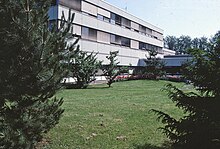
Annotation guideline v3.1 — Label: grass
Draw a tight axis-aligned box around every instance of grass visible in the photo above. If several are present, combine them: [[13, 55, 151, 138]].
[[46, 80, 186, 149]]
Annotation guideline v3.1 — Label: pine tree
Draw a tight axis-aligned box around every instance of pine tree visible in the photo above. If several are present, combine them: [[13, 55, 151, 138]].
[[69, 51, 102, 89], [152, 34, 220, 149], [144, 49, 165, 80], [0, 0, 78, 148], [102, 51, 127, 87]]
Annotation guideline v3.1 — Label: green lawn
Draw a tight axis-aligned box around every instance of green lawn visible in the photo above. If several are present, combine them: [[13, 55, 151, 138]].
[[46, 80, 186, 149]]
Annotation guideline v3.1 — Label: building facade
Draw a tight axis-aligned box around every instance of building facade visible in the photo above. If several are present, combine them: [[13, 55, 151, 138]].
[[49, 0, 167, 66]]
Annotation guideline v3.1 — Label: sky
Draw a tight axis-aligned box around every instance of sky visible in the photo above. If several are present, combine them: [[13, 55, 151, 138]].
[[105, 0, 220, 38]]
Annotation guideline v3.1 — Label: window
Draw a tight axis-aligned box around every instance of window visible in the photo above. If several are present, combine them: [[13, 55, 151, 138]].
[[103, 17, 110, 23], [146, 27, 152, 35], [110, 13, 121, 25], [139, 42, 161, 51], [82, 27, 97, 41], [98, 14, 110, 23], [82, 27, 89, 38], [115, 14, 121, 25], [121, 17, 131, 28], [110, 13, 116, 24], [139, 25, 146, 34], [146, 43, 160, 51], [110, 35, 130, 47], [131, 21, 139, 32], [121, 37, 130, 47], [97, 14, 104, 21], [110, 34, 121, 45], [152, 31, 163, 40], [151, 45, 157, 51], [139, 42, 146, 50], [157, 47, 163, 52], [59, 0, 81, 11], [146, 43, 150, 50]]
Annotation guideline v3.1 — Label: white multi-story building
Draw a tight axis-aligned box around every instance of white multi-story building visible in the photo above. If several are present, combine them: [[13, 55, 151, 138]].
[[49, 0, 168, 66]]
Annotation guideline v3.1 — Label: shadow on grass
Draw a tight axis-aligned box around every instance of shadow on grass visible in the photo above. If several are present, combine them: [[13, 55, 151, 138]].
[[133, 142, 171, 149], [87, 86, 109, 89]]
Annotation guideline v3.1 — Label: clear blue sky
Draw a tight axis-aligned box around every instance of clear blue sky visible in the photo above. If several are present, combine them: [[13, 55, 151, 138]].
[[105, 0, 220, 38]]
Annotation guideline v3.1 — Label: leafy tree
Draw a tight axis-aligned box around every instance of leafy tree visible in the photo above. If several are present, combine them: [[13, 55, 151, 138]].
[[192, 37, 209, 51], [0, 0, 77, 148], [198, 36, 208, 50], [164, 36, 177, 51], [69, 51, 102, 89], [165, 35, 209, 54], [144, 49, 165, 80], [175, 35, 192, 54], [191, 37, 200, 49], [152, 35, 220, 149], [210, 30, 220, 44], [102, 51, 127, 87]]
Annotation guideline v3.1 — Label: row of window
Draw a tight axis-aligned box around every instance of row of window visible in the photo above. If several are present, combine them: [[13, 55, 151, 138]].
[[81, 26, 162, 51], [95, 13, 158, 39], [49, 18, 163, 52], [52, 0, 163, 40], [139, 42, 161, 51]]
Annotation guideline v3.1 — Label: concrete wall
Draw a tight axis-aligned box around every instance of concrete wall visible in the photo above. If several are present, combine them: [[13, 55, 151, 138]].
[[58, 6, 163, 47], [77, 39, 148, 66], [49, 0, 170, 66], [85, 0, 163, 34]]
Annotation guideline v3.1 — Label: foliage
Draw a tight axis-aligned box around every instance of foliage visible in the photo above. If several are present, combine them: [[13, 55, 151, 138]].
[[144, 49, 165, 80], [210, 30, 220, 44], [69, 51, 102, 89], [175, 35, 192, 54], [191, 37, 208, 50], [164, 35, 209, 54], [0, 0, 78, 148], [153, 34, 220, 149], [164, 36, 177, 51], [102, 51, 127, 87]]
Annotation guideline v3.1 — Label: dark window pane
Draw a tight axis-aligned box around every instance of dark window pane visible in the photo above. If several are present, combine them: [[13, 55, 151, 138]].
[[110, 34, 121, 45], [121, 37, 130, 47], [146, 43, 150, 50], [110, 13, 116, 24], [139, 25, 146, 34], [110, 34, 115, 43], [139, 42, 146, 50], [121, 17, 131, 28], [82, 27, 97, 41], [89, 28, 97, 41], [82, 27, 89, 39], [115, 14, 121, 25]]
